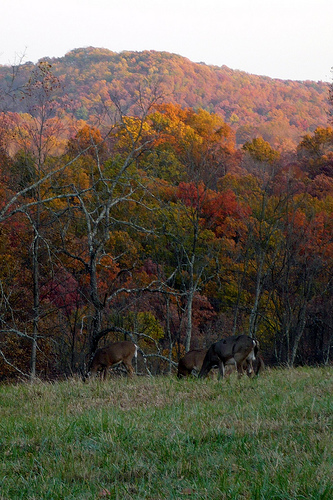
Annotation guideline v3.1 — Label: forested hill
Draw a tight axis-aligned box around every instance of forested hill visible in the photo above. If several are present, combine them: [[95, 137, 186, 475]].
[[0, 46, 330, 150]]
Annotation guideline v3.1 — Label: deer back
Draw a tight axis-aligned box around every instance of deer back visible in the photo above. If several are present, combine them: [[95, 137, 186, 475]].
[[90, 341, 136, 371], [214, 335, 256, 364], [177, 349, 207, 377]]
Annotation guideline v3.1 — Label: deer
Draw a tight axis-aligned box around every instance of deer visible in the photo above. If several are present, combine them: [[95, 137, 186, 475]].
[[177, 349, 208, 378], [198, 335, 259, 379], [250, 352, 264, 375], [177, 343, 263, 378], [85, 341, 138, 380], [225, 352, 265, 377]]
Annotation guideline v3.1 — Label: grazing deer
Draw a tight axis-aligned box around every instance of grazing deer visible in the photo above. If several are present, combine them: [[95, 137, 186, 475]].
[[225, 352, 264, 377], [85, 341, 138, 380], [177, 346, 262, 379], [251, 353, 265, 375], [198, 335, 259, 379], [242, 339, 262, 376], [177, 349, 208, 378]]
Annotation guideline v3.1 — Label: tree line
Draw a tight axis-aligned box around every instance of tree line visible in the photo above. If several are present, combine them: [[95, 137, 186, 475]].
[[0, 62, 333, 381]]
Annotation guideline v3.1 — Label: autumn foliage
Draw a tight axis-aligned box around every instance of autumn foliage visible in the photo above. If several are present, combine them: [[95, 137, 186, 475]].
[[0, 54, 332, 381]]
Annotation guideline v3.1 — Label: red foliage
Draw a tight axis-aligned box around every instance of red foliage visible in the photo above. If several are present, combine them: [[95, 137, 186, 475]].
[[41, 267, 83, 316], [176, 181, 242, 234]]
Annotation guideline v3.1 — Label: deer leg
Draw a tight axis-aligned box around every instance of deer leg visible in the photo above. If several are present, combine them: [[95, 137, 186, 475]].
[[246, 359, 254, 377], [217, 360, 225, 379], [102, 366, 108, 380], [123, 360, 135, 377], [199, 360, 212, 378], [236, 361, 245, 378]]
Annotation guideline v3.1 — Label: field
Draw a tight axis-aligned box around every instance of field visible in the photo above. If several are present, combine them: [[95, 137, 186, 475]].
[[0, 367, 332, 499]]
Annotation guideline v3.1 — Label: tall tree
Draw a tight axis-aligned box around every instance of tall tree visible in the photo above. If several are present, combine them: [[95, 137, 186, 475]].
[[3, 62, 64, 379], [53, 92, 164, 360], [0, 62, 94, 379]]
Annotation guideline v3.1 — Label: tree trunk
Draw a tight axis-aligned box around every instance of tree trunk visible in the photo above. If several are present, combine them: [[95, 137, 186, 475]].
[[184, 288, 194, 352], [290, 302, 307, 366], [248, 255, 264, 337], [31, 224, 39, 381]]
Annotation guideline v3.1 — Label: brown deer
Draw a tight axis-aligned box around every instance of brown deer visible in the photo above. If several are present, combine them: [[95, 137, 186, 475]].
[[198, 335, 259, 379], [177, 346, 262, 379], [251, 353, 265, 375], [177, 349, 208, 378], [86, 341, 138, 380], [225, 352, 265, 377]]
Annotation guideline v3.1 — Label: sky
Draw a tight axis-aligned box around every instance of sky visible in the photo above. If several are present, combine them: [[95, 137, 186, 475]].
[[1, 0, 332, 82]]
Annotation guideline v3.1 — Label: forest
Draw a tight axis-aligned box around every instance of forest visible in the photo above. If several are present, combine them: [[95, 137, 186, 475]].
[[0, 52, 333, 381], [0, 47, 329, 150]]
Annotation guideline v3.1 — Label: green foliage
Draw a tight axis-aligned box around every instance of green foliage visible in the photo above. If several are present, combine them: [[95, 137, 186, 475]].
[[10, 150, 36, 190], [141, 146, 186, 183], [124, 311, 164, 343], [242, 136, 280, 163]]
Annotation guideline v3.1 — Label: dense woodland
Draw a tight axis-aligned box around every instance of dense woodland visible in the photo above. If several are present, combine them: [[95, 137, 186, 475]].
[[0, 47, 329, 150], [0, 49, 333, 381]]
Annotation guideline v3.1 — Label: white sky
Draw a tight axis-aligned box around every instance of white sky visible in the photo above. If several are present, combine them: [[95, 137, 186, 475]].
[[1, 0, 332, 82]]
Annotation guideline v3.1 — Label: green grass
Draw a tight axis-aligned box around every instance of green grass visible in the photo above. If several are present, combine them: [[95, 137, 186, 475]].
[[0, 367, 332, 499]]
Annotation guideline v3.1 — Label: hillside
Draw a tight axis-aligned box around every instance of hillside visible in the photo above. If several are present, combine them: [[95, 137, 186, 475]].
[[0, 47, 330, 150], [1, 47, 333, 382]]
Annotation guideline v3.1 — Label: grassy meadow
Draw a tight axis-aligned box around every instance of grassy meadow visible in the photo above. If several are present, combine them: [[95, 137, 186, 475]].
[[0, 367, 332, 499]]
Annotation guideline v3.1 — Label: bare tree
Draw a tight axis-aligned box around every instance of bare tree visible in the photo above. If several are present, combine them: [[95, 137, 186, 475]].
[[51, 88, 167, 361]]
